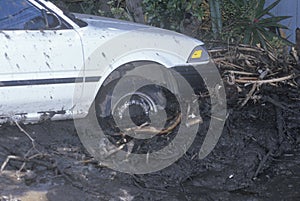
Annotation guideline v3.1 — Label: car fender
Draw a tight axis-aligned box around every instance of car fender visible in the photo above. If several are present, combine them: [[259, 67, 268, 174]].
[[76, 28, 203, 116], [77, 49, 188, 115]]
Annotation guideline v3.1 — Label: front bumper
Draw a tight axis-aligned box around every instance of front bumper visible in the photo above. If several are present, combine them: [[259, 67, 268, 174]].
[[171, 62, 216, 94]]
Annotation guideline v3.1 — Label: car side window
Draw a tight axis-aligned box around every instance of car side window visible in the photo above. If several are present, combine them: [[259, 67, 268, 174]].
[[0, 0, 43, 30]]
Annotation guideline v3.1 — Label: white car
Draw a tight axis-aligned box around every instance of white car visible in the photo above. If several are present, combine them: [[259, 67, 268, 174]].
[[0, 0, 210, 130]]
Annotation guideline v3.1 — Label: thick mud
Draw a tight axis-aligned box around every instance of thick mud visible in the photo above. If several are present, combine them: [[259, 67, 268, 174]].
[[0, 83, 299, 201]]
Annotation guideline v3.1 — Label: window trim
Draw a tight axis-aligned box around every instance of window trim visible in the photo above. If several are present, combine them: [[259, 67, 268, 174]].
[[30, 0, 80, 29]]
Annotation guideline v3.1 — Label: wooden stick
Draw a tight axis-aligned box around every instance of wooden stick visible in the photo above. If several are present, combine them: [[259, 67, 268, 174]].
[[238, 77, 261, 80], [14, 121, 35, 144], [235, 74, 294, 84], [253, 149, 273, 178], [219, 61, 246, 70], [227, 70, 257, 75], [124, 114, 182, 135], [0, 155, 23, 172], [240, 83, 258, 108]]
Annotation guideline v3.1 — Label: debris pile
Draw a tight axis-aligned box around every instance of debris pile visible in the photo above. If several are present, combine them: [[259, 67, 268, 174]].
[[209, 45, 299, 107]]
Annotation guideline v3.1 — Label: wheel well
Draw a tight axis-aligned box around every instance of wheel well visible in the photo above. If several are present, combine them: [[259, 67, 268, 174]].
[[101, 61, 163, 88], [94, 61, 179, 117], [94, 61, 165, 115]]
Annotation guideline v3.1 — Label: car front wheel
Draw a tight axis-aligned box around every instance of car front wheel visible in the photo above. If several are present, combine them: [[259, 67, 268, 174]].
[[95, 66, 182, 142]]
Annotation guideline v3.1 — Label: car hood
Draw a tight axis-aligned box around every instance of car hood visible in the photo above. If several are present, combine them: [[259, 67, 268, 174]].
[[74, 13, 203, 45], [75, 13, 151, 31], [74, 13, 205, 68]]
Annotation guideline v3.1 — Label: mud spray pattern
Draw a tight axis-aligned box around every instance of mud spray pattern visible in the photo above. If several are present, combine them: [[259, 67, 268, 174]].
[[73, 32, 227, 174]]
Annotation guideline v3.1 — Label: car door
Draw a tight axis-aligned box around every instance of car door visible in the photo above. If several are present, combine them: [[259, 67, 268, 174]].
[[0, 0, 84, 117]]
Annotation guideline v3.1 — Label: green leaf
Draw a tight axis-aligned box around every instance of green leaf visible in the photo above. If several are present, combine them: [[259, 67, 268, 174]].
[[257, 29, 268, 49], [243, 28, 252, 44], [255, 0, 266, 17], [259, 22, 289, 29], [229, 0, 240, 8], [186, 3, 192, 11], [259, 27, 294, 46], [258, 15, 291, 24], [256, 0, 280, 19]]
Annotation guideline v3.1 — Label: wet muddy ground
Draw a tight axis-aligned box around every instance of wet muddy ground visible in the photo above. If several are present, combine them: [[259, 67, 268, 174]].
[[0, 83, 299, 200]]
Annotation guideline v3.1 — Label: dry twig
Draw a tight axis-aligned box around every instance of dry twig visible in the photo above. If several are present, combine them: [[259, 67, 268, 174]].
[[0, 121, 43, 173], [240, 83, 259, 108], [235, 74, 294, 84], [209, 44, 297, 108], [124, 114, 182, 135]]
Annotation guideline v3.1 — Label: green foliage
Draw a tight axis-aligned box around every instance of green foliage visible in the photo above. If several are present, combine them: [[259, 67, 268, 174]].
[[222, 0, 256, 24], [51, 0, 113, 17], [142, 0, 203, 31], [107, 0, 133, 21], [223, 0, 293, 50], [51, 0, 293, 51], [209, 0, 222, 38]]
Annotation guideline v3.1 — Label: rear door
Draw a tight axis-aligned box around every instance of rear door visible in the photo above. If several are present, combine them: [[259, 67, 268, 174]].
[[0, 0, 84, 116]]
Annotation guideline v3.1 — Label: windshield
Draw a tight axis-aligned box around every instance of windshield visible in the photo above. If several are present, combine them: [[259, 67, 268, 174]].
[[0, 0, 42, 30]]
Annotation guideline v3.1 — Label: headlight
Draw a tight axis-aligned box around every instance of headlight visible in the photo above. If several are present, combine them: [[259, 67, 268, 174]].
[[187, 45, 210, 63]]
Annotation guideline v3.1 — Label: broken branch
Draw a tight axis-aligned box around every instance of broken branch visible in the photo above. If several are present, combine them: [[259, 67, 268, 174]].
[[235, 74, 294, 84]]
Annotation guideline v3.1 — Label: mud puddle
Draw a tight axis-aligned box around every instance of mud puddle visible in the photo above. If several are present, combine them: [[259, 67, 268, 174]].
[[0, 84, 299, 201]]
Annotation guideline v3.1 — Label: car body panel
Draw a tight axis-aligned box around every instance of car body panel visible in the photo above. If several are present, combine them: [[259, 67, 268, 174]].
[[73, 14, 206, 112], [0, 0, 209, 124], [0, 29, 84, 116]]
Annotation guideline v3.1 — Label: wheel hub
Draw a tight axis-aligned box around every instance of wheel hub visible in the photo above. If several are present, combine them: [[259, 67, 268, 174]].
[[113, 92, 157, 126]]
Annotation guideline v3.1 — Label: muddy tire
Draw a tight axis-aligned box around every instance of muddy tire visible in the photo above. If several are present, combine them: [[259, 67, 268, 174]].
[[95, 68, 181, 139]]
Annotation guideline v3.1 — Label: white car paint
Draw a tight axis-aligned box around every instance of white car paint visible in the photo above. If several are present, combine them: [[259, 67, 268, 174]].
[[0, 0, 209, 124], [0, 29, 84, 113]]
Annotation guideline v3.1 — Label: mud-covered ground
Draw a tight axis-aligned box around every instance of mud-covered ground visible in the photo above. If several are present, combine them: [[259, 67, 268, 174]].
[[0, 83, 299, 200]]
